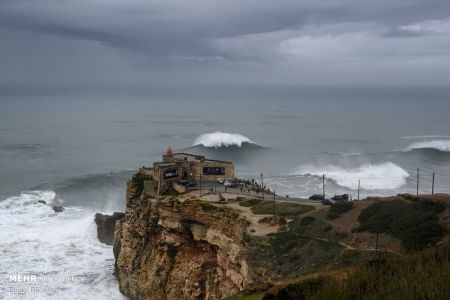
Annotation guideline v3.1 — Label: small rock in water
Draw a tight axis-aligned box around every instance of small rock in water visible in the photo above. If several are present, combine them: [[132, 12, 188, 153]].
[[38, 200, 47, 205], [53, 205, 65, 212]]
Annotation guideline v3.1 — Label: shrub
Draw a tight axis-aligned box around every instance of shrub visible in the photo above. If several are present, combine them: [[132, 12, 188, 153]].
[[327, 201, 353, 220], [269, 242, 450, 300], [356, 200, 446, 252], [300, 216, 316, 226]]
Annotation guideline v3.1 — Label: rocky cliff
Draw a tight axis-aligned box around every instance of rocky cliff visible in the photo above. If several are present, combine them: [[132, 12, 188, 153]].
[[113, 173, 265, 300]]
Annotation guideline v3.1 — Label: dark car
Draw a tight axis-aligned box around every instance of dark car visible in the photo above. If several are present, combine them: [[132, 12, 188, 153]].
[[309, 194, 325, 201], [331, 194, 349, 201]]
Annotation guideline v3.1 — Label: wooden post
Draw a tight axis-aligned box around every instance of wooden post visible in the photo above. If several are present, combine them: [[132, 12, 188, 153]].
[[416, 168, 419, 196], [200, 174, 202, 193], [376, 232, 379, 253], [261, 172, 264, 199], [358, 180, 360, 200], [432, 172, 435, 195], [322, 174, 325, 199]]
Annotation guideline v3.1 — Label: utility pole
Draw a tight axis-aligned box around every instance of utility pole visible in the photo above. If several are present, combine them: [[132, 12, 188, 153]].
[[200, 174, 202, 193], [432, 172, 435, 195], [261, 172, 264, 199], [322, 174, 325, 199], [416, 168, 419, 196], [273, 190, 276, 215], [358, 180, 361, 200]]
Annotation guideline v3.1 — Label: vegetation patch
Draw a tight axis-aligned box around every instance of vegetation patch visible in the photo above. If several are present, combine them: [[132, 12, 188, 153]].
[[265, 242, 450, 300], [239, 199, 314, 218], [355, 200, 446, 251], [300, 216, 316, 226], [198, 201, 222, 212], [327, 201, 354, 220]]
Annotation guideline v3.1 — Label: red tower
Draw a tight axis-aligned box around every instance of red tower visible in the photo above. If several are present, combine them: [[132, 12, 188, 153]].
[[166, 146, 173, 157]]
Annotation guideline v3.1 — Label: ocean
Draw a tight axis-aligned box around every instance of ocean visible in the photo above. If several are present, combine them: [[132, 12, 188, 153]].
[[1, 86, 449, 299]]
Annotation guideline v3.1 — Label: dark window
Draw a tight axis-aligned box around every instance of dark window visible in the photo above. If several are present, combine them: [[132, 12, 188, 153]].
[[164, 169, 178, 179], [203, 167, 225, 175]]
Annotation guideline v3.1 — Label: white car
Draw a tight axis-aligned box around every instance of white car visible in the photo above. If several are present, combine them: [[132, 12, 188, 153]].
[[223, 179, 238, 188]]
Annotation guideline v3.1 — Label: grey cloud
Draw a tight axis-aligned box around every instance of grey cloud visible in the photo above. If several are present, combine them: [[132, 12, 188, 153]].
[[1, 0, 450, 87]]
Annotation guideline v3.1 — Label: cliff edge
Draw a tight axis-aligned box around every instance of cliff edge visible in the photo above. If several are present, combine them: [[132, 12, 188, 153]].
[[113, 172, 263, 299]]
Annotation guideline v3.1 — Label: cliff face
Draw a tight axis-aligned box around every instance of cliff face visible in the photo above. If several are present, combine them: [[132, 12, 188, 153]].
[[113, 174, 262, 300]]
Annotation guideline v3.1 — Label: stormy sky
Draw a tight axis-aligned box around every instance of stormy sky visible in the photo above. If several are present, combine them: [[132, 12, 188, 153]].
[[1, 0, 450, 88]]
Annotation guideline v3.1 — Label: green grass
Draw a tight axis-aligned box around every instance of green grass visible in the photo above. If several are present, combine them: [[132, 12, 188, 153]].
[[239, 199, 314, 218], [269, 242, 450, 300], [327, 201, 354, 220], [198, 201, 222, 212], [247, 213, 342, 278], [355, 200, 446, 251]]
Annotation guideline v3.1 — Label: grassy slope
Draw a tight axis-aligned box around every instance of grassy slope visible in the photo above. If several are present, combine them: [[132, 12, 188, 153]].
[[263, 242, 450, 300]]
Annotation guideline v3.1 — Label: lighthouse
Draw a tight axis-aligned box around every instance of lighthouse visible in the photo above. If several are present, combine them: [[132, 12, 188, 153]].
[[166, 146, 173, 157]]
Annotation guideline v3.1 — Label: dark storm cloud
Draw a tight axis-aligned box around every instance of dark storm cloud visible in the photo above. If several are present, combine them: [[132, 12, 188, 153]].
[[1, 0, 450, 87]]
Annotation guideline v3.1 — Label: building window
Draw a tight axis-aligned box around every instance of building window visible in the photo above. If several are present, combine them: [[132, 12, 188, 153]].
[[164, 169, 178, 179], [203, 167, 225, 175]]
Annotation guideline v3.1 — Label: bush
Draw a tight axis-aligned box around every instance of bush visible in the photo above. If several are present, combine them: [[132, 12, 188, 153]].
[[300, 216, 316, 226], [268, 242, 450, 300], [327, 201, 353, 220], [356, 200, 446, 252]]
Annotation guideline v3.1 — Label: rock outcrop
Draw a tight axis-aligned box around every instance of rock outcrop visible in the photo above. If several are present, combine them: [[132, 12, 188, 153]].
[[113, 173, 265, 300], [95, 212, 125, 245]]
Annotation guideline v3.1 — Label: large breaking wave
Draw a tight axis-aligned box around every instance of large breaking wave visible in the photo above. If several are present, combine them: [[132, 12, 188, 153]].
[[193, 132, 257, 148], [294, 162, 409, 190], [405, 140, 450, 152]]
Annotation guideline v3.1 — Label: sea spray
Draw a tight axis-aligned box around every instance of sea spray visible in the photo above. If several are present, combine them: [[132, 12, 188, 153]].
[[294, 162, 409, 190]]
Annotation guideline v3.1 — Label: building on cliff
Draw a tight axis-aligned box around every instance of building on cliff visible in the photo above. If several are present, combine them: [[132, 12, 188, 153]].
[[140, 151, 234, 196]]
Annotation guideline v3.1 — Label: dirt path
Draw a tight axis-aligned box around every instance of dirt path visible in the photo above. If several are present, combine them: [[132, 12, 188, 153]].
[[226, 202, 279, 236]]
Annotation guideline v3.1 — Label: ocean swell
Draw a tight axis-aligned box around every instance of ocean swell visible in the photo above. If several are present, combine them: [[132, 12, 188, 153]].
[[193, 132, 255, 148], [406, 140, 450, 152], [294, 162, 409, 190]]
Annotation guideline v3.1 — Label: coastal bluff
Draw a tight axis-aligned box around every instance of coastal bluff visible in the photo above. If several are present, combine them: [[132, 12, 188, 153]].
[[110, 169, 450, 300], [112, 171, 265, 300]]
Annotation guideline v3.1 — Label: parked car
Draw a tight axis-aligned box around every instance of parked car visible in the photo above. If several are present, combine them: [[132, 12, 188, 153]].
[[331, 194, 349, 201], [224, 179, 238, 188], [309, 194, 325, 201], [186, 182, 197, 189]]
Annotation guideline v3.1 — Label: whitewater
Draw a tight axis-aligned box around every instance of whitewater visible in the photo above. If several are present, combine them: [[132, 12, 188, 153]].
[[0, 191, 125, 300], [294, 162, 410, 190], [406, 140, 450, 152], [193, 132, 254, 148]]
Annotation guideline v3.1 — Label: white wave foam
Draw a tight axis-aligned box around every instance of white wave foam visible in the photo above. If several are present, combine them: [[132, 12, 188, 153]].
[[0, 191, 125, 299], [294, 162, 409, 190], [193, 131, 254, 148], [406, 140, 450, 152]]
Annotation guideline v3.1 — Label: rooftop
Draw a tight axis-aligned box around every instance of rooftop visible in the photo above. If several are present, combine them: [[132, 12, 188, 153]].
[[164, 152, 232, 164]]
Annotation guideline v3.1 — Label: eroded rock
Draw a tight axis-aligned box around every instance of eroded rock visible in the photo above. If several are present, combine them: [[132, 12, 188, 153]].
[[95, 212, 125, 245]]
